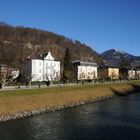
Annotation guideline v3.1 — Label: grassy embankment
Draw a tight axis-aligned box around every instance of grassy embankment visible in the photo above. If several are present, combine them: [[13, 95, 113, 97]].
[[0, 81, 140, 117]]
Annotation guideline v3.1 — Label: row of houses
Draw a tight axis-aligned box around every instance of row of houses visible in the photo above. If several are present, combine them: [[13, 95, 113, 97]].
[[1, 51, 140, 86], [22, 51, 140, 83]]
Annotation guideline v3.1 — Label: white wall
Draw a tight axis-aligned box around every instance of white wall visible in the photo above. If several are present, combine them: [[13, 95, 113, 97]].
[[128, 70, 136, 79], [43, 60, 60, 81], [31, 59, 43, 81], [77, 66, 97, 80], [136, 70, 140, 79]]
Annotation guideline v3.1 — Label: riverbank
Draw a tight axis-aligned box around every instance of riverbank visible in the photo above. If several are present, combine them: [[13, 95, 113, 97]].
[[0, 81, 140, 122]]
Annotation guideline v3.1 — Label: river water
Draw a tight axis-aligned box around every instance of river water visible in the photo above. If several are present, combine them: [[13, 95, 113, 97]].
[[0, 92, 140, 140]]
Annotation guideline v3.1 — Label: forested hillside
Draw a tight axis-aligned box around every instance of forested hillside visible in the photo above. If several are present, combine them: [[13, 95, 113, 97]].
[[0, 22, 102, 69]]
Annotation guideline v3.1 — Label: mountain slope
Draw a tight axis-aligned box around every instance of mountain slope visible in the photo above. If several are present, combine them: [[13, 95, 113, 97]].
[[0, 23, 102, 68], [101, 49, 140, 67]]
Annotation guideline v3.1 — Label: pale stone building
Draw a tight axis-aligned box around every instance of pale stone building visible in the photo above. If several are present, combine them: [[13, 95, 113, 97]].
[[136, 69, 140, 80], [72, 60, 98, 81], [108, 68, 119, 79], [98, 66, 119, 80], [128, 68, 140, 80], [128, 69, 136, 80], [22, 52, 60, 82]]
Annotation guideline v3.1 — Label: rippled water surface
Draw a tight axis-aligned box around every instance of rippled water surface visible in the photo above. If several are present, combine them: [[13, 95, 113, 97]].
[[0, 92, 140, 140]]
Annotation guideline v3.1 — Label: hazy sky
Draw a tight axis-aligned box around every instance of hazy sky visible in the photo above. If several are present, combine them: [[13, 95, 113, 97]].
[[0, 0, 140, 56]]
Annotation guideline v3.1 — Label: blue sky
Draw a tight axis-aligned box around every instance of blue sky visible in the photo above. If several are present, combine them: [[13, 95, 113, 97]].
[[0, 0, 140, 56]]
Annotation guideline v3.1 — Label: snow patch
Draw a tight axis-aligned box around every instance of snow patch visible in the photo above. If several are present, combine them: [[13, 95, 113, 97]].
[[114, 49, 126, 54]]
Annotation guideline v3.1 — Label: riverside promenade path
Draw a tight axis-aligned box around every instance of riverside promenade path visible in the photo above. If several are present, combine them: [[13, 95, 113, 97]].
[[0, 80, 135, 91], [0, 82, 82, 91]]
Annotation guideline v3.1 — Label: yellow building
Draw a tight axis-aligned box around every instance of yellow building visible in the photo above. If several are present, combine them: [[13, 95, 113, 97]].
[[98, 66, 119, 80], [108, 68, 119, 79]]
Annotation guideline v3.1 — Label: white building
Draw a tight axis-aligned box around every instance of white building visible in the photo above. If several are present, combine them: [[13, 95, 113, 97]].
[[72, 60, 98, 81], [135, 68, 140, 80], [128, 69, 136, 80], [22, 52, 60, 82]]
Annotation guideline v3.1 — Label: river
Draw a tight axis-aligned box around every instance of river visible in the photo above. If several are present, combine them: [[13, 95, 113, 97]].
[[0, 92, 140, 140]]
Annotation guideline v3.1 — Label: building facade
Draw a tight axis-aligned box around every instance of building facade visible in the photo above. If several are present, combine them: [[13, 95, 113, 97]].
[[22, 52, 60, 82], [72, 60, 98, 81], [98, 66, 119, 80], [108, 68, 119, 79], [128, 68, 140, 80], [128, 69, 136, 80], [136, 70, 140, 80]]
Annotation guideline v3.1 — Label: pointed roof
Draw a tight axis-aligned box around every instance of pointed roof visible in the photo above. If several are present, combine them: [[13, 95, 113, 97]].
[[44, 51, 54, 60]]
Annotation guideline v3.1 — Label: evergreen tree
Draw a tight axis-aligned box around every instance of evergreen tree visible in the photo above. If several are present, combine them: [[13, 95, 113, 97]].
[[63, 47, 73, 82]]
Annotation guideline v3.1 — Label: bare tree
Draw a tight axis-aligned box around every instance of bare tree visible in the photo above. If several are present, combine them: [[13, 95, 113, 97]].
[[0, 65, 14, 88]]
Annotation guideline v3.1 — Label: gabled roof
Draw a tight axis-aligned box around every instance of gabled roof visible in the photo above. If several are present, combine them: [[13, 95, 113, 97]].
[[44, 51, 54, 60], [26, 51, 55, 61]]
